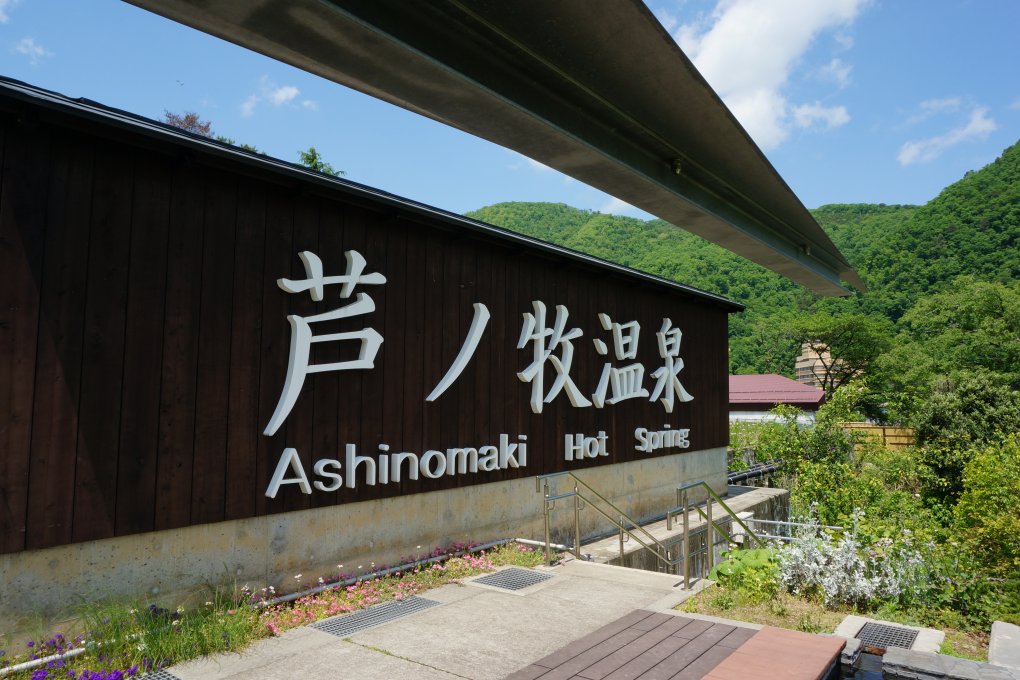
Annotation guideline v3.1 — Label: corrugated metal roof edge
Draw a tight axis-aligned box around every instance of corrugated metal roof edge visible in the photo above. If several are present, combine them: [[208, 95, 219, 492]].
[[0, 75, 743, 312]]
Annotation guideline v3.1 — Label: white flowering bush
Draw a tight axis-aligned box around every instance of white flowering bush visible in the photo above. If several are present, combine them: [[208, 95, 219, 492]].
[[776, 510, 926, 609]]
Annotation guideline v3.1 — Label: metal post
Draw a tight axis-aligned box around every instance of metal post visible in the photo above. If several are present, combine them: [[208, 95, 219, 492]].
[[682, 490, 690, 589], [573, 485, 581, 559], [706, 497, 714, 572], [543, 480, 552, 566], [618, 516, 625, 561]]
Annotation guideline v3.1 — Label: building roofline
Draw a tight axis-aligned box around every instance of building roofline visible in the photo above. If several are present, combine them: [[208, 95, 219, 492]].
[[0, 76, 744, 312]]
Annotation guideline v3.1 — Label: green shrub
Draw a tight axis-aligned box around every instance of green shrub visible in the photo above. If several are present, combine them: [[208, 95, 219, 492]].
[[913, 370, 1020, 448], [954, 434, 1020, 575], [709, 549, 780, 604]]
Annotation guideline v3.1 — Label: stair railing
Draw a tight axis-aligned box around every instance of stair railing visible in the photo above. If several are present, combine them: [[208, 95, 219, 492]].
[[537, 471, 678, 574], [669, 480, 765, 588]]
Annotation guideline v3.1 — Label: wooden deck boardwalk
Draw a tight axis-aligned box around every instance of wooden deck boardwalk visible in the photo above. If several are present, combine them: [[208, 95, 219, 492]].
[[504, 611, 845, 680]]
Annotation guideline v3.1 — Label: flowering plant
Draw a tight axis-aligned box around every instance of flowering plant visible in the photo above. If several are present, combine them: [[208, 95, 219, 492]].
[[776, 510, 926, 609]]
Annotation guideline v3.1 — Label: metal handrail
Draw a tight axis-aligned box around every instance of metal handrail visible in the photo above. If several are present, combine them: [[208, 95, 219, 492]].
[[537, 472, 678, 573], [536, 473, 764, 589], [672, 481, 763, 547], [669, 480, 765, 587], [746, 517, 844, 542], [747, 518, 843, 530]]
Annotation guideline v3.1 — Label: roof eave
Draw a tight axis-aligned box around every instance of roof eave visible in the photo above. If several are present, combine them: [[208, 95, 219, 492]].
[[123, 0, 862, 296]]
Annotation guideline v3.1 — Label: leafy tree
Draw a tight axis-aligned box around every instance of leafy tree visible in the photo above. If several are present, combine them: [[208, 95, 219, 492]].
[[162, 110, 212, 136], [298, 146, 344, 177], [213, 135, 262, 154], [909, 371, 1020, 516], [876, 278, 1020, 420], [785, 312, 893, 394], [898, 277, 1020, 380], [913, 370, 1020, 447], [955, 434, 1020, 575], [162, 110, 262, 153]]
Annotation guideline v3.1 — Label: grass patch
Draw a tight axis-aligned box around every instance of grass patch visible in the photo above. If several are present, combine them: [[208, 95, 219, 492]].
[[1, 542, 547, 679], [681, 583, 848, 634], [938, 631, 989, 662], [679, 583, 989, 661]]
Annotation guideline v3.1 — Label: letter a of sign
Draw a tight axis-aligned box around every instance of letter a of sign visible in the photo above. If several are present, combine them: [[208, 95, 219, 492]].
[[264, 250, 386, 436]]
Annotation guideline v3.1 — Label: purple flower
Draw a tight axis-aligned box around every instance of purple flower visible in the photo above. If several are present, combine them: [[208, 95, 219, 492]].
[[27, 641, 36, 648]]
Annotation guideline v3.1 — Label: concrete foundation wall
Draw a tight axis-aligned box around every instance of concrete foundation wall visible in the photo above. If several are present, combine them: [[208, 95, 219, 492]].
[[1, 447, 725, 639]]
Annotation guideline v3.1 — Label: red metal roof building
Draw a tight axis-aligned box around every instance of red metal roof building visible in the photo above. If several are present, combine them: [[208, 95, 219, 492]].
[[729, 374, 825, 422]]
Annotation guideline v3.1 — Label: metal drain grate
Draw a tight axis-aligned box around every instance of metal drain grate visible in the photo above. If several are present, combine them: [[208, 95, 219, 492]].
[[471, 567, 552, 591], [143, 671, 182, 680], [856, 622, 919, 650], [312, 595, 440, 637]]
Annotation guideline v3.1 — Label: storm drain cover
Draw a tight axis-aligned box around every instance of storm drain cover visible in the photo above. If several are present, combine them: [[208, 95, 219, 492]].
[[143, 671, 181, 680], [855, 622, 919, 650], [312, 596, 440, 637], [471, 567, 553, 591]]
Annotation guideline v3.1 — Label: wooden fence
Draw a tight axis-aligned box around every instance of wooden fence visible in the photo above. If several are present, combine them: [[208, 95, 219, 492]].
[[841, 423, 915, 450]]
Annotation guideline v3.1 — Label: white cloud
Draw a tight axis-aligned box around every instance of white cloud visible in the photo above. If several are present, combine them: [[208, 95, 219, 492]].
[[268, 84, 299, 106], [239, 76, 302, 117], [0, 0, 18, 24], [655, 8, 679, 33], [600, 197, 635, 215], [898, 106, 997, 166], [817, 57, 851, 88], [14, 36, 51, 65], [920, 97, 961, 114], [673, 0, 867, 149], [905, 96, 961, 125], [1008, 98, 1020, 111], [240, 95, 258, 118], [301, 99, 319, 111], [792, 102, 850, 130]]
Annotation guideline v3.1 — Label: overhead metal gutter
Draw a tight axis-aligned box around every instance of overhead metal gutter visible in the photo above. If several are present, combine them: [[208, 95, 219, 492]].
[[123, 0, 863, 296]]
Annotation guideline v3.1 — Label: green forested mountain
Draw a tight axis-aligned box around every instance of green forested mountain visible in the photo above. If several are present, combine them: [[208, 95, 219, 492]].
[[466, 140, 1020, 382]]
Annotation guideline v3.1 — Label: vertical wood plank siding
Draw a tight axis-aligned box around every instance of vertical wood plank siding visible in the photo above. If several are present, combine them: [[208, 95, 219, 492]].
[[0, 109, 733, 554]]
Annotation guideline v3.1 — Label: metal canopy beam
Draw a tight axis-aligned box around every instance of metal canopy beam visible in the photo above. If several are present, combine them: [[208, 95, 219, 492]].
[[125, 0, 863, 295]]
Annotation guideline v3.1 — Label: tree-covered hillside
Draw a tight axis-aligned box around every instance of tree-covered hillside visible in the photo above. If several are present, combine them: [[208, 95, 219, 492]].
[[466, 139, 1020, 381], [471, 142, 1020, 636]]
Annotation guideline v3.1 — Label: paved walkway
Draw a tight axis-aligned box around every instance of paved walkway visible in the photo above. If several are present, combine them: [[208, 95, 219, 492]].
[[164, 560, 842, 680]]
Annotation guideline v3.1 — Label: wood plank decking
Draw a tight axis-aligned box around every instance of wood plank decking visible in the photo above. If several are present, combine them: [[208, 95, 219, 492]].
[[505, 612, 844, 680]]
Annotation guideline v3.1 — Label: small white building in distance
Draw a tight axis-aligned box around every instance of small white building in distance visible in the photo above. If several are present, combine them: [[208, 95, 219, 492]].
[[729, 374, 826, 424]]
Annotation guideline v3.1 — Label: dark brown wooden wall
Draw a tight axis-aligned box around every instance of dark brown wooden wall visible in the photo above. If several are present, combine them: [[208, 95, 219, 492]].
[[0, 105, 731, 554]]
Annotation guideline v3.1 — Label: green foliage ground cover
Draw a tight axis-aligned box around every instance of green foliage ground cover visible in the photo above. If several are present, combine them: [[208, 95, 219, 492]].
[[721, 388, 1020, 640], [0, 543, 545, 679], [684, 389, 1019, 661]]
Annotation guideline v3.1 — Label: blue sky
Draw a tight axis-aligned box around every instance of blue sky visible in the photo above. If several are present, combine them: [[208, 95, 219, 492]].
[[1, 0, 1018, 220]]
